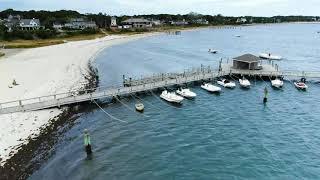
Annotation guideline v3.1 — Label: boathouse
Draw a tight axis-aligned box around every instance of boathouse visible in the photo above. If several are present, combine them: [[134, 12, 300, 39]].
[[233, 54, 261, 70]]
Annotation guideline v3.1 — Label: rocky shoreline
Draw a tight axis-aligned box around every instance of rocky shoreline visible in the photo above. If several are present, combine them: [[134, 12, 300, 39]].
[[0, 63, 99, 180]]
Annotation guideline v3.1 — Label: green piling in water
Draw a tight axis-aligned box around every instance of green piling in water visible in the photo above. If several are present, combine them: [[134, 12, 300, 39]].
[[263, 87, 268, 103], [84, 129, 92, 155]]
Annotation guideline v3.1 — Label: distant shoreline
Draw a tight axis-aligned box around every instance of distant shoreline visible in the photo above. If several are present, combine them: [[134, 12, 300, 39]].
[[1, 21, 318, 51]]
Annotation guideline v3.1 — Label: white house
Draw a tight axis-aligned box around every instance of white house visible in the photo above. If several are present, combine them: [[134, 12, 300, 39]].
[[64, 18, 97, 30], [194, 19, 209, 25], [121, 18, 153, 28], [110, 17, 117, 27], [19, 18, 41, 30], [53, 23, 63, 30], [237, 17, 247, 23], [171, 19, 189, 25], [3, 15, 41, 31], [151, 19, 161, 26], [118, 25, 132, 29]]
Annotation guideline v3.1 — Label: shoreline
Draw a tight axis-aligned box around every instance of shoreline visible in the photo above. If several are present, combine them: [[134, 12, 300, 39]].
[[0, 62, 99, 179], [0, 32, 159, 179]]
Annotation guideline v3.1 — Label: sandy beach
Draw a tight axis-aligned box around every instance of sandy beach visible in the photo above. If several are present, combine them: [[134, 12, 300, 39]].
[[0, 33, 158, 166]]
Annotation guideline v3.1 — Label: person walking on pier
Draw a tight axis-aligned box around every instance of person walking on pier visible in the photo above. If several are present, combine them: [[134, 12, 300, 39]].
[[83, 129, 92, 155]]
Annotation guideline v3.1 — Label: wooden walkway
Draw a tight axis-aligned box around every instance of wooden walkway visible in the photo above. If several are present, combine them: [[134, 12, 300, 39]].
[[1, 64, 320, 115]]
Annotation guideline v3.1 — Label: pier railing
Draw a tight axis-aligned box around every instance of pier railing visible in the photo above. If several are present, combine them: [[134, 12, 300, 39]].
[[1, 64, 320, 114], [0, 71, 222, 114]]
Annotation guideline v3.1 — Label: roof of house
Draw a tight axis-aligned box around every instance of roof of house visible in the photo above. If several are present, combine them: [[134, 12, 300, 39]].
[[122, 18, 151, 23], [20, 19, 40, 25], [233, 54, 260, 62]]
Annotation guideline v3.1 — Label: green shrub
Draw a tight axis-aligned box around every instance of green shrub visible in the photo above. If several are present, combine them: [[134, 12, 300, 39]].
[[2, 28, 58, 40]]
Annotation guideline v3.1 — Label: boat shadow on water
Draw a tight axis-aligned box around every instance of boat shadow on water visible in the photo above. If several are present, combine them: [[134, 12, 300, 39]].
[[161, 99, 183, 108], [271, 86, 284, 91], [240, 86, 251, 91], [206, 91, 221, 96]]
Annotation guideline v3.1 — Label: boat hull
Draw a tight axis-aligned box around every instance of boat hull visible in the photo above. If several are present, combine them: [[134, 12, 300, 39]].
[[294, 82, 308, 90], [201, 84, 221, 93], [217, 81, 236, 88], [160, 91, 184, 103], [259, 53, 282, 60], [239, 79, 251, 88], [271, 80, 284, 88], [135, 104, 144, 112], [176, 89, 197, 98]]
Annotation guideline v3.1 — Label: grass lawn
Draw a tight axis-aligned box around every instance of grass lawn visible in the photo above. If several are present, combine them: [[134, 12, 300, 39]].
[[0, 33, 107, 49]]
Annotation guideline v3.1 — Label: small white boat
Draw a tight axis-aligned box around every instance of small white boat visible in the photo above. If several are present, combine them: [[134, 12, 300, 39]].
[[217, 79, 236, 88], [239, 78, 251, 88], [271, 78, 284, 88], [259, 53, 282, 60], [208, 49, 218, 54], [160, 90, 184, 103], [294, 82, 308, 90], [176, 88, 197, 98], [135, 103, 144, 112], [201, 83, 221, 93]]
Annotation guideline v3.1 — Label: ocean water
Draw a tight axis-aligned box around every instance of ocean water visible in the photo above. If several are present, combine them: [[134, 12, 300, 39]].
[[30, 23, 320, 180]]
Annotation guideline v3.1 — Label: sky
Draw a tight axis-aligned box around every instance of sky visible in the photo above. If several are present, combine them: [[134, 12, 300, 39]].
[[0, 0, 319, 17]]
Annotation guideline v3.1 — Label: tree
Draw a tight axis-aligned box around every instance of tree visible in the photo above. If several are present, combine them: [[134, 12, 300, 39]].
[[0, 24, 8, 40]]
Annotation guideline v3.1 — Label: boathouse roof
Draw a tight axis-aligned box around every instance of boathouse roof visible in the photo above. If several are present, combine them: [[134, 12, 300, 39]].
[[233, 54, 260, 63]]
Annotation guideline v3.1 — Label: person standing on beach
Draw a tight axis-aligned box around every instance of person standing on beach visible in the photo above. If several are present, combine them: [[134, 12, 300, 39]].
[[84, 129, 92, 155]]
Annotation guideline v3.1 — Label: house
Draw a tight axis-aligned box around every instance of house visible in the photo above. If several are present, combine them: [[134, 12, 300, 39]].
[[121, 18, 153, 28], [110, 17, 117, 27], [53, 23, 63, 30], [151, 19, 161, 26], [233, 54, 261, 70], [3, 15, 41, 31], [236, 17, 247, 23], [118, 25, 132, 29], [64, 18, 97, 30], [193, 19, 209, 25], [171, 19, 189, 25], [19, 18, 41, 30]]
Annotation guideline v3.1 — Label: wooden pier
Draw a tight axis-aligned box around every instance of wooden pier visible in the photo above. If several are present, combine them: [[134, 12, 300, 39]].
[[1, 63, 320, 115]]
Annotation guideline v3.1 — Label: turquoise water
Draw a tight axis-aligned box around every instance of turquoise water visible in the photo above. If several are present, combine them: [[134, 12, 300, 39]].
[[30, 24, 320, 179]]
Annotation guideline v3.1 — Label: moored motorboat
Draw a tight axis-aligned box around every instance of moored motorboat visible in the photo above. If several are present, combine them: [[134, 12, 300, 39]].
[[259, 53, 282, 60], [271, 78, 284, 88], [294, 78, 308, 90], [217, 79, 236, 88], [176, 88, 197, 98], [239, 77, 251, 88], [201, 83, 221, 93], [160, 90, 184, 103], [135, 103, 144, 112], [294, 82, 308, 90]]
